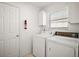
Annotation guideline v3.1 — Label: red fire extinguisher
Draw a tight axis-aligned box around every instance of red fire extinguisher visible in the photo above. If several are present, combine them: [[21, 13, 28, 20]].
[[24, 20, 27, 29]]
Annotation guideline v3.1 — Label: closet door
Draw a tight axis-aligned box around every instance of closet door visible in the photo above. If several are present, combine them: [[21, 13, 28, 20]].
[[0, 4, 5, 57], [0, 41, 4, 57], [4, 4, 20, 57], [0, 3, 20, 57]]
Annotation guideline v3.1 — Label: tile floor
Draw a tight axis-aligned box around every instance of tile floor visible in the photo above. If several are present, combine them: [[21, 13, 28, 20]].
[[25, 53, 34, 57]]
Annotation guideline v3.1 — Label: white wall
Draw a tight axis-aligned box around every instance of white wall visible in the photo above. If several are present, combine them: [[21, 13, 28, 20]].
[[44, 2, 79, 33], [5, 2, 79, 57], [6, 2, 40, 56]]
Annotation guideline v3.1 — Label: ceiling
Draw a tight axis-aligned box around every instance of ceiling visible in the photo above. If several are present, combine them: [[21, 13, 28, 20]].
[[27, 2, 53, 8]]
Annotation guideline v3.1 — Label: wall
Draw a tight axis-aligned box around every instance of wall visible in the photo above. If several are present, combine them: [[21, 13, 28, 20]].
[[4, 2, 79, 57], [44, 2, 79, 33], [6, 2, 40, 56]]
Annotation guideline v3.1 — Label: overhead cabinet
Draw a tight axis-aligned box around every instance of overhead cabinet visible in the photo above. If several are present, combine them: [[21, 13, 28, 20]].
[[39, 10, 47, 25], [68, 3, 79, 23]]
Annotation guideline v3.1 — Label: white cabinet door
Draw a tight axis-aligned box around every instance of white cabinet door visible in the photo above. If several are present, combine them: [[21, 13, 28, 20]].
[[39, 11, 43, 25], [33, 36, 45, 57], [39, 10, 46, 25], [46, 40, 75, 57], [69, 3, 79, 23]]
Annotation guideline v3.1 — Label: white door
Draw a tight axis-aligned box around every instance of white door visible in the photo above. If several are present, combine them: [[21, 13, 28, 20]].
[[46, 40, 75, 57], [33, 36, 45, 57], [0, 41, 4, 57], [0, 4, 5, 57], [0, 3, 19, 57]]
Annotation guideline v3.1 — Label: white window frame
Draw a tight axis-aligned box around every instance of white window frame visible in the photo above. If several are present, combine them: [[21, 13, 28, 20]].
[[49, 7, 69, 28], [49, 19, 69, 28]]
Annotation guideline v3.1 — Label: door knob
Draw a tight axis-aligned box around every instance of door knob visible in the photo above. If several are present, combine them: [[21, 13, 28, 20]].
[[49, 48, 51, 51], [16, 35, 19, 37]]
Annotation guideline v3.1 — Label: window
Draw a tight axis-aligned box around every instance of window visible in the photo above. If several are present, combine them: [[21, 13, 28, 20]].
[[49, 7, 69, 28]]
